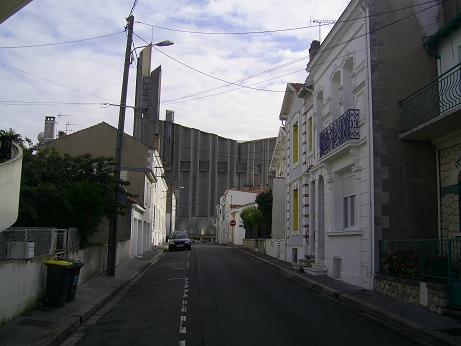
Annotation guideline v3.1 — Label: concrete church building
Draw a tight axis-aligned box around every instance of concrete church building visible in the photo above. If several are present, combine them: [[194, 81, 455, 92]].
[[133, 46, 276, 235]]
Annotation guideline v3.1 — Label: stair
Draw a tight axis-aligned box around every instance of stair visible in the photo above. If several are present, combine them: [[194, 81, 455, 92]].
[[305, 263, 328, 276]]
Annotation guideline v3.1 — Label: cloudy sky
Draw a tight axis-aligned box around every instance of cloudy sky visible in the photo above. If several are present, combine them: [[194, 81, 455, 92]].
[[0, 0, 349, 142]]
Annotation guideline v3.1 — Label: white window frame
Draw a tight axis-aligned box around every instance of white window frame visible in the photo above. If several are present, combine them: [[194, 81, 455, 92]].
[[343, 194, 357, 229]]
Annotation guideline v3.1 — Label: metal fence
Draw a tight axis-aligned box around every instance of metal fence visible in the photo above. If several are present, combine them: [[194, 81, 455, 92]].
[[400, 62, 461, 131], [319, 109, 360, 157], [380, 239, 461, 281], [0, 228, 80, 262]]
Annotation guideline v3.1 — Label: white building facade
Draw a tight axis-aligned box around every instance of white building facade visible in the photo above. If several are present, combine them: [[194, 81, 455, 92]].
[[216, 189, 261, 244], [280, 83, 309, 264], [278, 0, 372, 288], [130, 149, 168, 256]]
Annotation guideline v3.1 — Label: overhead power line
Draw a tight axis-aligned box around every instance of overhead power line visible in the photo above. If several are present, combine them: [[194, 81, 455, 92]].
[[152, 45, 293, 93], [148, 1, 442, 98], [129, 0, 139, 16], [161, 68, 306, 105], [136, 0, 438, 35], [0, 62, 110, 100], [0, 31, 124, 50], [162, 17, 439, 106]]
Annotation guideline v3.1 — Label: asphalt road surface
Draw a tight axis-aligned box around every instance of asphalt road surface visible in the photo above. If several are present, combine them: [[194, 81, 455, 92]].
[[65, 244, 418, 346]]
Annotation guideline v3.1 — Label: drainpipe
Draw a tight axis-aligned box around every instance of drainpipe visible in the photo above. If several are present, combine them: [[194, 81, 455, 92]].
[[364, 2, 376, 290]]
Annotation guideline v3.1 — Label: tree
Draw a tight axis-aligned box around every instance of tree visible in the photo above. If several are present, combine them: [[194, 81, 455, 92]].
[[0, 128, 22, 161], [255, 189, 273, 237], [240, 207, 264, 240], [16, 147, 130, 247]]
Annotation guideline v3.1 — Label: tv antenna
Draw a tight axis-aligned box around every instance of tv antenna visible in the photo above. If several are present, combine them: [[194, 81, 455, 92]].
[[310, 19, 336, 43], [54, 114, 72, 136], [65, 121, 78, 134]]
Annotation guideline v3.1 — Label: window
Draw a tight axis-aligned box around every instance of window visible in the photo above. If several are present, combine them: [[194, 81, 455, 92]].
[[217, 161, 227, 172], [238, 162, 247, 172], [308, 117, 313, 152], [292, 188, 299, 233], [343, 195, 356, 228], [180, 160, 190, 171], [333, 171, 357, 231], [292, 122, 299, 164], [199, 161, 209, 172]]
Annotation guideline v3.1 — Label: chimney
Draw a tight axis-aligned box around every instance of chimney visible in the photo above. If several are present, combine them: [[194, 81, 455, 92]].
[[309, 40, 320, 61], [57, 131, 66, 138], [166, 110, 174, 123], [43, 116, 56, 142]]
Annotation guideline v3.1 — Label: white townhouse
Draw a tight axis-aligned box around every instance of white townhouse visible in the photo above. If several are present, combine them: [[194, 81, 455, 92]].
[[279, 82, 310, 263], [282, 0, 447, 290], [277, 0, 372, 288]]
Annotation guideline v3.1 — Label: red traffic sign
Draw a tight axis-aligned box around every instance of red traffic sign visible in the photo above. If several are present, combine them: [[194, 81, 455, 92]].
[[230, 220, 236, 227]]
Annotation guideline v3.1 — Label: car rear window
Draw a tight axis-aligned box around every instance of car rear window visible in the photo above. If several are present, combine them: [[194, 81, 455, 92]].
[[172, 232, 188, 239]]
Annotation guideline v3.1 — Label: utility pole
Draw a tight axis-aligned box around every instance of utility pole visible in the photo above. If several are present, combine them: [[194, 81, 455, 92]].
[[107, 14, 134, 276]]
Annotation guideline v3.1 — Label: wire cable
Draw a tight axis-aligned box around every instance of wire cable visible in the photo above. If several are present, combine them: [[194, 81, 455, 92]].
[[149, 1, 442, 98], [161, 68, 306, 105], [0, 31, 124, 50], [0, 62, 111, 100], [129, 0, 139, 16], [136, 0, 438, 35]]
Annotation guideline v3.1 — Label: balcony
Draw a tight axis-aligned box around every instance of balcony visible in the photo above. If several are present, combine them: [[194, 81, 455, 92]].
[[0, 143, 23, 231], [400, 63, 461, 141], [319, 109, 360, 158]]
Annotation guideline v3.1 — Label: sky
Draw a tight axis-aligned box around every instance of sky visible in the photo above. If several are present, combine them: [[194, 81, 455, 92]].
[[0, 0, 350, 142]]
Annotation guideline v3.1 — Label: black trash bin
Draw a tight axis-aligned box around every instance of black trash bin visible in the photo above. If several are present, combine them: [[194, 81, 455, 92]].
[[44, 260, 74, 308], [67, 261, 84, 302]]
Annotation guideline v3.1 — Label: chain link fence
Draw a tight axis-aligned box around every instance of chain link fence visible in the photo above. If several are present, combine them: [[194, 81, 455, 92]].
[[0, 227, 80, 262]]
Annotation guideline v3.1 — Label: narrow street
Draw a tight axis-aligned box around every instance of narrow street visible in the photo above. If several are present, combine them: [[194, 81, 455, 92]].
[[65, 244, 417, 346]]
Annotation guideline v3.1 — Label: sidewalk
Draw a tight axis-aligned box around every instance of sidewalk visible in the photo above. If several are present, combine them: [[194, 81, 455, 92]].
[[0, 245, 166, 346], [234, 245, 461, 346]]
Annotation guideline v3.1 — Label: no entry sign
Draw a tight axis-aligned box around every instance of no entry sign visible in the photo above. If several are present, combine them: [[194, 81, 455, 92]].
[[230, 220, 236, 227]]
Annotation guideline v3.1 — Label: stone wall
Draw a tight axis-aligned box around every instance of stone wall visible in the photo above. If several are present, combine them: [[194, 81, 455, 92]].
[[439, 143, 461, 239], [375, 274, 448, 314]]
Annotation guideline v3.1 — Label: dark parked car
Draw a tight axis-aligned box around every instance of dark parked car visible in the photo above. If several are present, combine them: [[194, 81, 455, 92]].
[[168, 232, 192, 251]]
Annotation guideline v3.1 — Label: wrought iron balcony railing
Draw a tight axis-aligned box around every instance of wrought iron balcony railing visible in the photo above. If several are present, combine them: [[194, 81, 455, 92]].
[[400, 63, 461, 131], [319, 109, 360, 157]]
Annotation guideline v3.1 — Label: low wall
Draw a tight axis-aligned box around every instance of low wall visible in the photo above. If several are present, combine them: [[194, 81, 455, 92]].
[[0, 257, 46, 324], [265, 239, 287, 261], [67, 245, 107, 284], [242, 239, 267, 254], [0, 240, 132, 323], [375, 274, 448, 314]]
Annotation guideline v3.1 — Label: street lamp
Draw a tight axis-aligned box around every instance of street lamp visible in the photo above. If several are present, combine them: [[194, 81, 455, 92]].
[[154, 40, 174, 47], [106, 12, 174, 276]]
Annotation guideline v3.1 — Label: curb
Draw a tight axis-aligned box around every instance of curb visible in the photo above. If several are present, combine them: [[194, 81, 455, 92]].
[[233, 246, 456, 346], [35, 247, 167, 346]]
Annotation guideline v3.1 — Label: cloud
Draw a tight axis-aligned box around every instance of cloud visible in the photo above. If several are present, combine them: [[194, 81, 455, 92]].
[[0, 0, 349, 143]]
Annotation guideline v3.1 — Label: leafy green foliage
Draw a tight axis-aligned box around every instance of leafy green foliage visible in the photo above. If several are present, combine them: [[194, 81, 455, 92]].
[[16, 148, 130, 247], [240, 207, 263, 239], [0, 128, 23, 161], [256, 189, 272, 230], [241, 189, 273, 239]]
